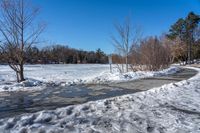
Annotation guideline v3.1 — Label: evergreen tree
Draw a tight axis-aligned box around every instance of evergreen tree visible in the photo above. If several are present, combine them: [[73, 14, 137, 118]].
[[167, 12, 200, 64]]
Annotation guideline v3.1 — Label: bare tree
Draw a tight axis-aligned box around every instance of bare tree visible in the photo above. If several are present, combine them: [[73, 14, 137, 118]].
[[112, 17, 142, 73], [0, 0, 45, 82], [165, 37, 187, 65]]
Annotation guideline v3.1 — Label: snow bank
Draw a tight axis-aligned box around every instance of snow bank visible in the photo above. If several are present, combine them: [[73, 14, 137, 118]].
[[89, 66, 179, 84], [0, 64, 180, 92], [0, 66, 199, 133]]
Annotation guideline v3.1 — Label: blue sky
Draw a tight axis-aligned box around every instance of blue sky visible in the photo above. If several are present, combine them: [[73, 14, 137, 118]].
[[33, 0, 200, 54]]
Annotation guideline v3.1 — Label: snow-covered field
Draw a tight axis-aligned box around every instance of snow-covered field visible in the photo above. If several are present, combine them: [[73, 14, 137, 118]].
[[0, 64, 179, 92], [0, 66, 199, 133]]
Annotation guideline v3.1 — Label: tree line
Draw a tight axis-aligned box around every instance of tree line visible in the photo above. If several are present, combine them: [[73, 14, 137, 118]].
[[0, 45, 108, 64]]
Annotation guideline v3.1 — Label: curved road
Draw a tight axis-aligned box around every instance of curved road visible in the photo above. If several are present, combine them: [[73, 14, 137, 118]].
[[0, 68, 197, 119]]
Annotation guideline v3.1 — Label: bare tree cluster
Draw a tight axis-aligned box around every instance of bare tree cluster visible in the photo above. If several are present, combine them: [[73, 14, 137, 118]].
[[164, 37, 187, 65], [126, 36, 172, 71], [112, 17, 172, 72], [139, 37, 171, 71]]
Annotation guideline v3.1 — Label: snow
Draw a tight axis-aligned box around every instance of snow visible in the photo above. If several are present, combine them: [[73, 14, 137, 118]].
[[0, 66, 199, 133], [0, 64, 179, 92]]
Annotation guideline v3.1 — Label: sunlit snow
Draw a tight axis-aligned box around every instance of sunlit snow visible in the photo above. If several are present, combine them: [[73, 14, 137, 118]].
[[0, 64, 179, 92]]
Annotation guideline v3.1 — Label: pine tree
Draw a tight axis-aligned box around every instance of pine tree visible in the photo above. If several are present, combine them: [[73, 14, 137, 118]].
[[167, 12, 200, 64]]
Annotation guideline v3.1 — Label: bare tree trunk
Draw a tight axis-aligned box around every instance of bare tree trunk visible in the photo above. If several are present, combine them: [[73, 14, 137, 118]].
[[16, 71, 19, 83], [19, 63, 25, 82], [125, 55, 128, 72], [189, 41, 192, 64], [116, 64, 122, 73], [187, 43, 191, 64]]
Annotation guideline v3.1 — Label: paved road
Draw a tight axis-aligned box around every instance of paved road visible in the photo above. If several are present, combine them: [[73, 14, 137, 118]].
[[0, 68, 197, 119]]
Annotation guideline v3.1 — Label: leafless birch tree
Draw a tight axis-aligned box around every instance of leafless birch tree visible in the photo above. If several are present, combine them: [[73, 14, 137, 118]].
[[112, 17, 142, 73]]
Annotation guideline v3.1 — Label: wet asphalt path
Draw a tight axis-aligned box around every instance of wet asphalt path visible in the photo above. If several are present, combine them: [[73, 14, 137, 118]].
[[0, 68, 197, 119]]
